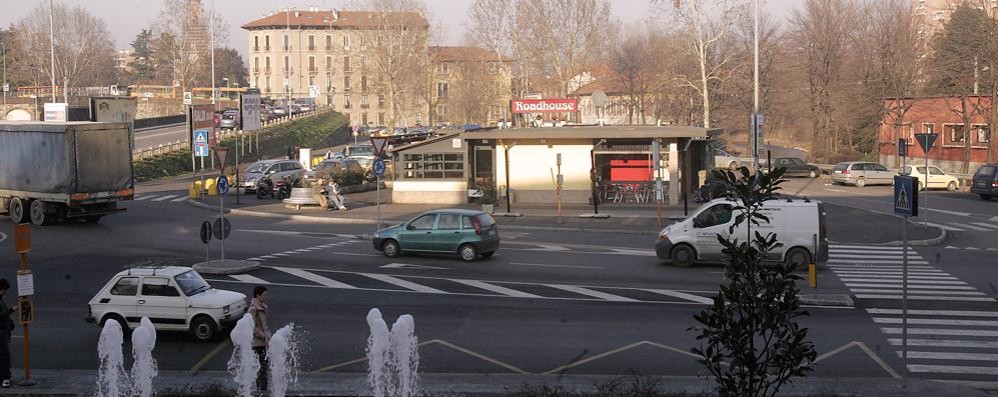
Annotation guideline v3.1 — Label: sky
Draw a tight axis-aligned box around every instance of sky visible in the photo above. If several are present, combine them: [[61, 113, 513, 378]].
[[1, 0, 801, 60]]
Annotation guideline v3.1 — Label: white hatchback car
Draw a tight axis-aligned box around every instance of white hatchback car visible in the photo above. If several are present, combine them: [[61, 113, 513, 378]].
[[85, 266, 247, 342], [899, 165, 960, 191]]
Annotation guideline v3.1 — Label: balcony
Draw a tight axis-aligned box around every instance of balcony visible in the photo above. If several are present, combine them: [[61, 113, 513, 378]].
[[308, 67, 318, 74], [325, 45, 333, 51], [253, 46, 260, 52], [265, 68, 272, 74], [308, 45, 316, 51], [264, 46, 270, 51], [283, 45, 292, 51], [282, 67, 294, 75]]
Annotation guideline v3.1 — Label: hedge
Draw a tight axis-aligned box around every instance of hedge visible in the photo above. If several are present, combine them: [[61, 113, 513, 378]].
[[132, 111, 349, 182]]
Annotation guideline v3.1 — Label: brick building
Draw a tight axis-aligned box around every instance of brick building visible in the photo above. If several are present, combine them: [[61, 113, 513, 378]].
[[879, 96, 995, 173]]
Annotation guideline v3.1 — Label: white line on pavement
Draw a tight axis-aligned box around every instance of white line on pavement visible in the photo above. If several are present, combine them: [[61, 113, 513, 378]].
[[833, 274, 958, 280], [448, 279, 541, 298], [845, 283, 977, 290], [829, 245, 906, 250], [924, 222, 963, 231], [0, 232, 5, 243], [260, 255, 278, 259], [151, 195, 178, 202], [547, 284, 638, 302], [857, 295, 994, 302], [274, 267, 357, 289], [170, 196, 188, 202], [829, 259, 930, 265], [874, 317, 998, 326], [510, 262, 604, 269], [230, 274, 268, 284], [522, 244, 570, 252], [950, 223, 993, 232], [887, 338, 998, 348], [924, 208, 972, 217], [970, 222, 998, 230], [830, 265, 937, 270], [271, 253, 289, 257], [833, 270, 949, 275], [868, 308, 998, 317], [853, 289, 985, 296], [880, 328, 998, 337], [828, 253, 922, 259], [907, 365, 998, 376], [839, 279, 967, 285], [133, 195, 155, 201], [361, 273, 445, 294], [643, 288, 714, 304], [333, 252, 382, 257], [900, 351, 998, 361]]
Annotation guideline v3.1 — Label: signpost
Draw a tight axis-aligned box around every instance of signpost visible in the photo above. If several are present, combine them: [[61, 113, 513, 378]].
[[183, 91, 193, 105], [556, 153, 564, 223], [751, 113, 764, 170], [239, 92, 262, 205], [914, 133, 937, 226], [13, 224, 36, 386], [190, 105, 215, 197], [214, 148, 229, 261], [371, 137, 389, 231], [894, 174, 919, 376]]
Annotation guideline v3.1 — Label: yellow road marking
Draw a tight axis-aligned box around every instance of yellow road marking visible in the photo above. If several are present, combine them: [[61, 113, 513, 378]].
[[315, 339, 529, 375], [190, 340, 231, 374]]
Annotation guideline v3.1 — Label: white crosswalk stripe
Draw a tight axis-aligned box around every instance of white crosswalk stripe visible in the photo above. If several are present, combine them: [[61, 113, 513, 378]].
[[950, 222, 993, 232], [132, 193, 190, 204], [970, 222, 998, 230], [828, 244, 998, 381], [150, 194, 178, 202]]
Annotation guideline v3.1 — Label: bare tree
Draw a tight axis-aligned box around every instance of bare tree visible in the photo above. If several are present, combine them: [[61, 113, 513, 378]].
[[653, 0, 746, 128], [13, 1, 115, 101], [151, 0, 228, 92], [465, 0, 521, 123]]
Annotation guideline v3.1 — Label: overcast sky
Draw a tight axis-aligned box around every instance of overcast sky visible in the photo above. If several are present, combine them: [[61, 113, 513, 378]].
[[1, 0, 801, 59]]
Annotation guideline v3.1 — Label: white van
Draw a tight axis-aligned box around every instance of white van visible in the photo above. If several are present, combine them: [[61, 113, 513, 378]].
[[655, 197, 829, 268]]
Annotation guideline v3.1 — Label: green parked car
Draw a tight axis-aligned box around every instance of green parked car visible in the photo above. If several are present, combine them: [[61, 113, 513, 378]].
[[372, 209, 500, 262]]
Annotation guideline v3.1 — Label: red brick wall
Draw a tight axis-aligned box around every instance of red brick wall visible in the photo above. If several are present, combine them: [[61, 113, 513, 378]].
[[879, 96, 995, 164]]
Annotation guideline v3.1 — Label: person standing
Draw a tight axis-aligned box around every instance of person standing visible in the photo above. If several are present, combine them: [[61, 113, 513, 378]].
[[0, 279, 14, 388], [249, 286, 270, 391]]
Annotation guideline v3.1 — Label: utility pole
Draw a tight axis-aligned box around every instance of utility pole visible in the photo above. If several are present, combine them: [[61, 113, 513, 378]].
[[210, 1, 216, 106], [285, 6, 294, 118], [752, 0, 760, 171], [2, 38, 7, 105], [49, 0, 57, 103]]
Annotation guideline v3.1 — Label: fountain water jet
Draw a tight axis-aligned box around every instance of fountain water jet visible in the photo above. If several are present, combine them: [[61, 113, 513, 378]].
[[366, 308, 420, 397], [390, 314, 419, 397], [96, 320, 129, 397], [268, 323, 301, 397], [227, 313, 259, 397], [130, 317, 158, 397]]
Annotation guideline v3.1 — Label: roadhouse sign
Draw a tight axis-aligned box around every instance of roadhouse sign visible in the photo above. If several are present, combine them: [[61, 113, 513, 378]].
[[511, 99, 578, 113]]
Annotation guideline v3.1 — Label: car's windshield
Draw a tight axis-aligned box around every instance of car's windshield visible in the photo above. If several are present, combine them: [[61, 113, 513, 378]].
[[977, 166, 997, 177], [174, 270, 211, 296], [247, 162, 270, 173], [349, 145, 373, 156]]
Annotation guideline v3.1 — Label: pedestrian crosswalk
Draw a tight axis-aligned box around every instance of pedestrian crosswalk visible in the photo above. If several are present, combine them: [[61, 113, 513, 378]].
[[827, 245, 998, 381], [133, 193, 189, 203], [924, 220, 998, 232], [205, 265, 715, 306]]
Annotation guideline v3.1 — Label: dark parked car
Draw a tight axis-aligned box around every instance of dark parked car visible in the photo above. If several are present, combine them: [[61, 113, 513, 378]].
[[768, 157, 820, 178], [971, 164, 998, 200]]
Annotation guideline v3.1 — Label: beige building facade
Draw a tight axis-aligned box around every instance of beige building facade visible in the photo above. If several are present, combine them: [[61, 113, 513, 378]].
[[428, 46, 512, 126]]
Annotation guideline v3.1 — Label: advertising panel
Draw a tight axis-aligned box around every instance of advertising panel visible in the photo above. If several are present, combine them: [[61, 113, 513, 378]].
[[190, 104, 215, 156], [510, 99, 578, 114], [240, 93, 262, 131]]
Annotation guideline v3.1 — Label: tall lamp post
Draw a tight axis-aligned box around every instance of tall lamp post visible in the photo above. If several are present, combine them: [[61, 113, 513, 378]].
[[285, 6, 295, 117]]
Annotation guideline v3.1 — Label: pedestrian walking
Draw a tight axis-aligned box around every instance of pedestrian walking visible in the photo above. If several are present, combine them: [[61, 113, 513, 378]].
[[0, 279, 14, 388], [249, 285, 271, 391]]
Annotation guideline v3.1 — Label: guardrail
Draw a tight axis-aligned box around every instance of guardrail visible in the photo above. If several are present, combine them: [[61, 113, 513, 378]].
[[134, 114, 186, 129], [131, 109, 328, 160]]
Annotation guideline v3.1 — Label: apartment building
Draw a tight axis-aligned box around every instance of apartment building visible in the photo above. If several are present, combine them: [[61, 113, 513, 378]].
[[242, 8, 429, 126], [428, 46, 512, 126], [914, 0, 998, 37]]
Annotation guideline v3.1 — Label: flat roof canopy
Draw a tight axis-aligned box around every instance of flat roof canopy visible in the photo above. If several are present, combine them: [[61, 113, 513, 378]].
[[460, 125, 723, 140]]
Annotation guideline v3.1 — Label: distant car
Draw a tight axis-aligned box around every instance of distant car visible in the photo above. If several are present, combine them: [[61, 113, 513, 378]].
[[218, 113, 238, 130], [290, 104, 302, 114], [899, 165, 959, 191], [373, 209, 500, 262], [241, 159, 305, 192], [831, 161, 893, 187], [85, 266, 247, 342], [305, 158, 365, 180], [769, 157, 820, 178], [272, 107, 288, 117], [296, 103, 312, 112], [971, 164, 998, 200]]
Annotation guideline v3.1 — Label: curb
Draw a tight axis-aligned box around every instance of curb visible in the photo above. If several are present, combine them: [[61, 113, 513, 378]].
[[192, 259, 260, 275], [799, 293, 854, 307], [878, 221, 947, 247], [185, 198, 231, 213]]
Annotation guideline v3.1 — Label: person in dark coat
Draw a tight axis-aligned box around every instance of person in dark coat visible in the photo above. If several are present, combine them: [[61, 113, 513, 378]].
[[0, 279, 15, 388], [249, 285, 270, 391]]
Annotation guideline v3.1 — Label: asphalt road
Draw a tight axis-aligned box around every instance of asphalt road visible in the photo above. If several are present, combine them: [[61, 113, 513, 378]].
[[135, 123, 187, 151], [0, 184, 995, 391]]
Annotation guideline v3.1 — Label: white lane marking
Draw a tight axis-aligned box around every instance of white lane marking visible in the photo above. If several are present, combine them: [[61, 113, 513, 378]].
[[950, 223, 992, 231], [260, 255, 278, 259], [523, 244, 570, 252], [448, 279, 540, 298], [271, 253, 289, 257], [924, 208, 972, 216], [839, 279, 967, 285], [246, 258, 264, 261], [833, 270, 948, 275], [230, 274, 268, 284], [829, 259, 930, 265], [361, 273, 445, 293], [880, 328, 998, 337], [901, 351, 998, 361], [830, 265, 937, 270], [547, 284, 638, 302], [907, 365, 998, 376], [608, 248, 657, 256], [829, 245, 906, 250], [887, 338, 998, 348], [833, 274, 958, 280], [857, 295, 994, 302], [170, 196, 188, 202], [853, 289, 985, 296], [945, 246, 960, 249], [869, 308, 998, 317], [134, 195, 155, 201], [510, 262, 604, 269], [380, 263, 448, 270], [333, 252, 382, 257], [828, 253, 921, 259], [845, 283, 978, 290], [275, 267, 357, 289], [151, 195, 178, 202], [924, 222, 963, 231], [971, 222, 998, 230], [644, 288, 713, 304], [874, 317, 998, 326]]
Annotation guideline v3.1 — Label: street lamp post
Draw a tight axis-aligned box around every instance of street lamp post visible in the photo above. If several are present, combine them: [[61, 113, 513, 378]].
[[285, 6, 295, 118], [49, 0, 57, 103], [210, 1, 216, 106]]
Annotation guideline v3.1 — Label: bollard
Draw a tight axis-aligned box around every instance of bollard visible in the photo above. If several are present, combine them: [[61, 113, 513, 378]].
[[205, 177, 218, 196], [188, 181, 202, 199], [808, 263, 817, 288]]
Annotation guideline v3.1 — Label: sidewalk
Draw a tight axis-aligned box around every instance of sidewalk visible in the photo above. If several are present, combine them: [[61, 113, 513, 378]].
[[189, 188, 945, 245], [0, 369, 990, 396]]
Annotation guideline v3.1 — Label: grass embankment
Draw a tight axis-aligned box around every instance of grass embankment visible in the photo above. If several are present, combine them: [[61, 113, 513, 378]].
[[133, 111, 349, 182]]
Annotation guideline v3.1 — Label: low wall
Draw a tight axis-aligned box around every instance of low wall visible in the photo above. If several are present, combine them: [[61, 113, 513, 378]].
[[136, 98, 183, 118], [392, 180, 467, 204]]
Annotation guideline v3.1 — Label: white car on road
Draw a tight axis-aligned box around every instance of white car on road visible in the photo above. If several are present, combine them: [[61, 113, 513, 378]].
[[85, 266, 247, 341], [899, 165, 959, 191]]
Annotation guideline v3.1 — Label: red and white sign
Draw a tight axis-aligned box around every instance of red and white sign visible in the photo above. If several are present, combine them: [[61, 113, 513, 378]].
[[511, 99, 578, 114], [190, 104, 215, 147]]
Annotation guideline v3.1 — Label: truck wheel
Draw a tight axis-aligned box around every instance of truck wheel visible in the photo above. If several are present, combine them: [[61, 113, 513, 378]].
[[8, 197, 28, 224], [29, 200, 51, 226]]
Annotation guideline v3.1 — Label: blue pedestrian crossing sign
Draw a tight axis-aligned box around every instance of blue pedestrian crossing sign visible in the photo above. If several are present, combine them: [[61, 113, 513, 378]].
[[193, 129, 210, 157], [217, 175, 229, 195], [894, 175, 918, 217], [373, 158, 386, 177]]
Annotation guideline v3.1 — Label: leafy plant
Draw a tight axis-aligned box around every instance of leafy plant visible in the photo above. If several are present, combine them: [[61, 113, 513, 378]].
[[690, 166, 817, 397]]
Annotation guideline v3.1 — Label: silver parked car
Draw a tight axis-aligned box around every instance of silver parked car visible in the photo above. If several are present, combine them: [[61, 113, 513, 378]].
[[831, 161, 893, 187], [241, 159, 305, 192]]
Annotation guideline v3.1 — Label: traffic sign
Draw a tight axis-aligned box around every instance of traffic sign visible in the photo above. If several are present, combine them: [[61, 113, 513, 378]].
[[352, 125, 360, 137], [193, 129, 210, 157], [18, 297, 33, 325], [213, 217, 232, 240], [373, 158, 386, 177], [217, 176, 229, 195], [200, 221, 212, 244], [898, 138, 907, 158], [183, 91, 192, 105], [370, 136, 389, 157], [914, 133, 937, 154], [214, 147, 229, 173], [894, 175, 919, 217]]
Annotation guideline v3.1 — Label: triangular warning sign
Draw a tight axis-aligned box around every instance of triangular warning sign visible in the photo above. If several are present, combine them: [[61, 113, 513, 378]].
[[214, 147, 229, 172], [370, 136, 389, 157], [896, 185, 910, 211], [194, 132, 207, 144]]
